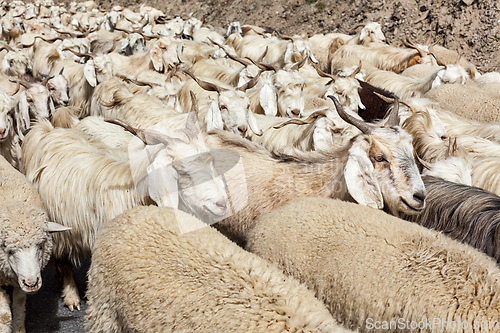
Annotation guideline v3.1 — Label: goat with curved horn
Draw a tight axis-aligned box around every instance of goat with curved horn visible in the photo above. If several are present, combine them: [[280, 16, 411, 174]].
[[273, 108, 329, 129], [328, 95, 373, 134], [372, 92, 400, 127], [183, 70, 225, 93], [290, 55, 308, 71], [104, 119, 182, 146], [236, 70, 262, 92], [62, 48, 94, 60]]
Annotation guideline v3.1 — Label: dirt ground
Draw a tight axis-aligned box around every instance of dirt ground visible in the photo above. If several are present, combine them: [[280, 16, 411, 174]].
[[90, 0, 500, 74]]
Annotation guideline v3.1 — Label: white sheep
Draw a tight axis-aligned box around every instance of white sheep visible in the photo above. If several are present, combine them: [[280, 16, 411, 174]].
[[247, 197, 500, 332], [0, 154, 69, 333], [85, 206, 352, 333]]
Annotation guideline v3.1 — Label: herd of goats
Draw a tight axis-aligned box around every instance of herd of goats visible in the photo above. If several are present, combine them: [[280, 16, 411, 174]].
[[0, 0, 500, 332]]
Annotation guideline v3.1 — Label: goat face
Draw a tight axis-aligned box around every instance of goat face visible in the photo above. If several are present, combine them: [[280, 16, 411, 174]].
[[275, 70, 305, 118], [326, 77, 364, 113], [359, 22, 386, 45], [130, 118, 229, 222], [21, 85, 52, 121], [218, 90, 261, 137], [1, 51, 30, 76], [351, 127, 426, 216], [47, 75, 70, 107]]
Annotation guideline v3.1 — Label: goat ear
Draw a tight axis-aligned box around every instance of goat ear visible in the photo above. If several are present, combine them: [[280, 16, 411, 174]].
[[49, 97, 55, 116], [151, 44, 164, 72], [17, 92, 30, 132], [147, 160, 179, 209], [313, 117, 334, 151], [205, 100, 224, 131], [309, 52, 319, 64], [259, 82, 277, 116], [47, 222, 72, 232], [83, 60, 97, 87], [247, 110, 262, 136], [344, 145, 383, 209]]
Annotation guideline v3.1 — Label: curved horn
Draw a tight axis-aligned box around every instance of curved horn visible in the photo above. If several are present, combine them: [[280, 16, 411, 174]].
[[384, 96, 400, 127], [13, 79, 32, 90], [34, 35, 63, 43], [275, 30, 295, 41], [403, 36, 427, 57], [349, 61, 362, 78], [7, 81, 20, 96], [290, 55, 308, 71], [185, 91, 200, 138], [446, 137, 457, 159], [415, 153, 433, 170], [343, 23, 365, 34], [62, 47, 94, 59], [105, 40, 116, 54], [312, 62, 340, 81], [273, 108, 329, 129], [257, 46, 268, 63], [104, 119, 177, 145], [246, 57, 279, 72], [59, 67, 64, 75], [182, 70, 223, 93], [237, 70, 262, 91], [0, 44, 15, 52], [226, 52, 251, 67], [328, 95, 373, 134]]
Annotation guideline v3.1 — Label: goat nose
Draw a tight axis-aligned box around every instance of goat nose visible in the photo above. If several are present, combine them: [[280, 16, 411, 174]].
[[23, 277, 39, 288], [64, 101, 69, 106], [290, 109, 301, 118], [413, 191, 426, 206], [238, 125, 247, 136], [0, 128, 5, 135], [215, 201, 227, 211]]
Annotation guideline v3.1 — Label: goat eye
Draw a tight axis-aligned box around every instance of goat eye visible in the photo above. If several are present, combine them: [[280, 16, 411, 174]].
[[178, 171, 188, 177], [374, 155, 386, 163]]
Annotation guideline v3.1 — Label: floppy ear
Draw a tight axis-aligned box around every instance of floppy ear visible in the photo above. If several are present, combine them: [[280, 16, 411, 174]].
[[120, 36, 131, 55], [17, 91, 30, 133], [205, 100, 224, 131], [150, 44, 164, 72], [344, 144, 383, 209], [247, 110, 262, 136], [48, 97, 55, 116], [83, 60, 97, 87], [47, 222, 71, 232], [147, 160, 179, 208], [259, 81, 277, 116]]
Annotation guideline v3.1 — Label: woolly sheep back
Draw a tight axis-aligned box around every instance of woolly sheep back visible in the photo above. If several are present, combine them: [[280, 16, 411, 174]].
[[247, 197, 500, 332], [85, 205, 351, 333]]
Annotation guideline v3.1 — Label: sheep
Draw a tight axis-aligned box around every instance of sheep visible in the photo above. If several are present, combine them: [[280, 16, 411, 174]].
[[210, 96, 426, 246], [425, 83, 500, 123], [85, 205, 351, 333], [247, 197, 500, 332], [21, 96, 229, 310], [0, 154, 70, 333]]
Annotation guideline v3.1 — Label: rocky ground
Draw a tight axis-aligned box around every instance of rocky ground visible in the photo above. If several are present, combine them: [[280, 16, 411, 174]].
[[90, 0, 500, 74]]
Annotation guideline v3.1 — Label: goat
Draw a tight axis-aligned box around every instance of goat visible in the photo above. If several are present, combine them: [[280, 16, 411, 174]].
[[209, 96, 426, 246], [21, 94, 228, 311]]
